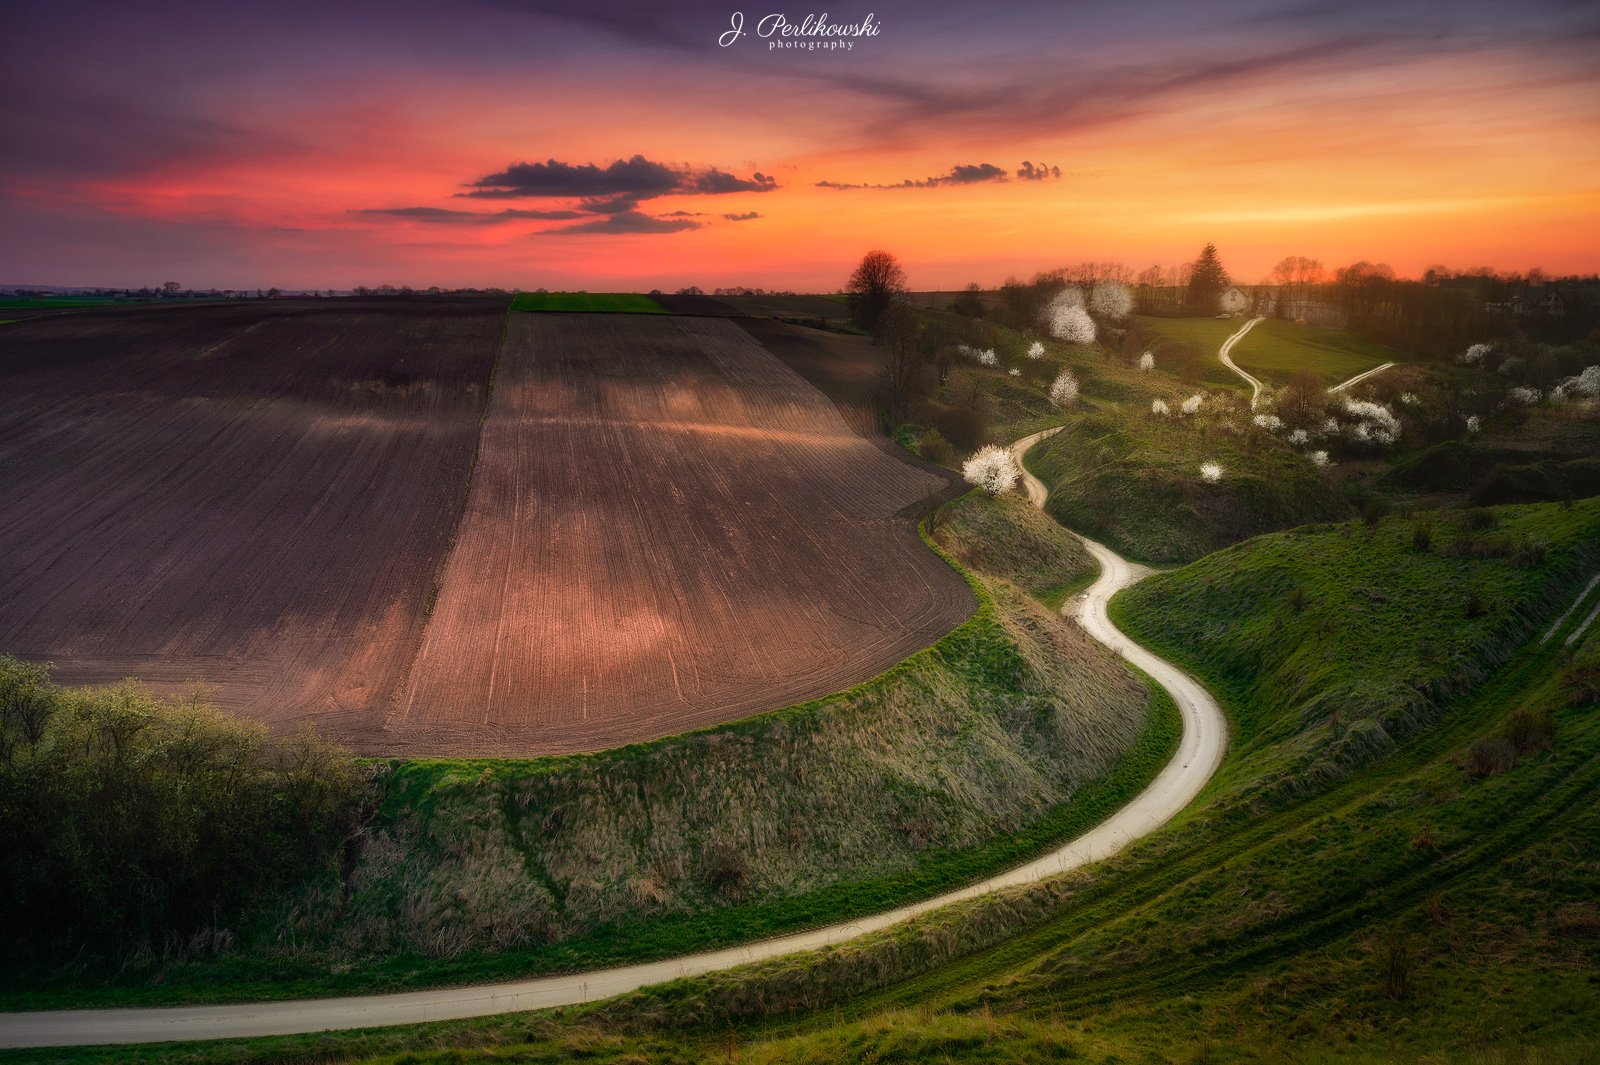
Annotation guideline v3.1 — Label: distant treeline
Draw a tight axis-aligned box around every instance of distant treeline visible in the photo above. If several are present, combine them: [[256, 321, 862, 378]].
[[0, 657, 368, 961]]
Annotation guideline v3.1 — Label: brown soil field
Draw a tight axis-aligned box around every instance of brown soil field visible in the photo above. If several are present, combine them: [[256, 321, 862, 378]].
[[392, 313, 973, 754], [0, 298, 503, 742]]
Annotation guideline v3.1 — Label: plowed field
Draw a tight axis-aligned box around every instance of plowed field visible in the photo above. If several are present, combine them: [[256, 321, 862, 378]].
[[2, 302, 972, 754], [0, 299, 501, 741], [393, 313, 972, 754]]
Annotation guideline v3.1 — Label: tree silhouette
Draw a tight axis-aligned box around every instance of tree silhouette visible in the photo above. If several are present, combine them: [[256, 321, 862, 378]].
[[846, 250, 907, 334], [1186, 243, 1230, 312]]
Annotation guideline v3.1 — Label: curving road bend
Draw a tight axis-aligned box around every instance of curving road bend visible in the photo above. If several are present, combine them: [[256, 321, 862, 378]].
[[0, 435, 1228, 1051], [1217, 316, 1267, 407]]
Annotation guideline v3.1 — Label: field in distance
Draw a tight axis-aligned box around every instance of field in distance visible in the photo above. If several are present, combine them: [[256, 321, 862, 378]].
[[394, 312, 973, 754], [1138, 314, 1396, 387], [510, 292, 665, 314]]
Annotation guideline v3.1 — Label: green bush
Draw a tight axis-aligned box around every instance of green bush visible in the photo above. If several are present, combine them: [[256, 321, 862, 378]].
[[0, 657, 367, 956]]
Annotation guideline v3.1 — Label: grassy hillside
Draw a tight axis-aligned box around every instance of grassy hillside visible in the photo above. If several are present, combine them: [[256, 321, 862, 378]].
[[55, 501, 1600, 1064], [1028, 406, 1352, 564], [0, 498, 1174, 1010], [1139, 315, 1397, 387], [933, 491, 1097, 609]]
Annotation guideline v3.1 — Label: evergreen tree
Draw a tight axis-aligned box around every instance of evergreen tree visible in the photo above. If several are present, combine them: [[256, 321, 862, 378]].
[[1186, 243, 1230, 312]]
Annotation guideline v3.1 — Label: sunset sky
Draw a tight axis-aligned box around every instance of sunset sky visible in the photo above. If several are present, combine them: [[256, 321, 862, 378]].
[[5, 0, 1598, 291]]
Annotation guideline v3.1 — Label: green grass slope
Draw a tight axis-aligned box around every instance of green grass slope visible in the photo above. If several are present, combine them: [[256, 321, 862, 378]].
[[933, 491, 1097, 610], [0, 499, 1174, 1010], [1139, 315, 1397, 387], [54, 501, 1600, 1063], [1029, 406, 1351, 564]]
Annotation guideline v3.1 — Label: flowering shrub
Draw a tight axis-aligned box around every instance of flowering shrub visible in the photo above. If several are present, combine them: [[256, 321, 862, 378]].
[[1466, 415, 1481, 433], [1008, 367, 1021, 377], [1507, 386, 1541, 405], [1026, 340, 1045, 360], [1288, 428, 1310, 445], [962, 445, 1019, 495], [1399, 392, 1419, 406], [1310, 450, 1331, 467], [1151, 398, 1170, 416], [1561, 365, 1600, 397], [1200, 462, 1224, 483], [977, 347, 999, 367], [1342, 399, 1401, 446], [1044, 289, 1095, 344], [1252, 413, 1283, 432], [1138, 351, 1155, 372], [1458, 343, 1492, 365], [1049, 369, 1080, 408], [1181, 394, 1204, 416], [1088, 280, 1134, 320]]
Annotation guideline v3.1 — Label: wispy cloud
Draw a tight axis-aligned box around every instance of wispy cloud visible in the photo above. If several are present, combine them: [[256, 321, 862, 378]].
[[544, 210, 703, 235], [351, 206, 584, 223], [722, 211, 761, 222], [818, 161, 1061, 190]]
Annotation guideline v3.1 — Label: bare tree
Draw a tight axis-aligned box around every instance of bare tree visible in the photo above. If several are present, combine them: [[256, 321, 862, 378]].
[[846, 250, 908, 334]]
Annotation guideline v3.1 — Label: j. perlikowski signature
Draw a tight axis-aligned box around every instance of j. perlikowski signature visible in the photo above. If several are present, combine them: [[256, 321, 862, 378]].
[[719, 12, 882, 51]]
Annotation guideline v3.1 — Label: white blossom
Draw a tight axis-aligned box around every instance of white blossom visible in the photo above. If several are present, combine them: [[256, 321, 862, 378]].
[[1151, 398, 1170, 416], [962, 445, 1020, 495], [1507, 386, 1541, 405], [1310, 450, 1331, 468], [977, 347, 999, 367], [1180, 393, 1204, 416], [1466, 415, 1481, 433], [1342, 399, 1401, 446], [1088, 280, 1134, 321], [1288, 428, 1310, 445], [1200, 462, 1224, 483], [1138, 351, 1155, 372], [1399, 392, 1419, 406], [1321, 417, 1341, 436], [1458, 343, 1492, 365], [1026, 340, 1045, 360], [1044, 290, 1096, 344], [1008, 367, 1021, 377], [1560, 365, 1600, 397], [1252, 413, 1283, 432], [1049, 369, 1080, 408]]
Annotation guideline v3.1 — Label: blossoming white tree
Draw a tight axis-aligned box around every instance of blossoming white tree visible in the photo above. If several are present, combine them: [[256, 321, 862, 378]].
[[1043, 289, 1095, 344], [977, 347, 999, 367], [962, 445, 1019, 495], [1200, 462, 1223, 483], [1008, 367, 1021, 377], [1026, 340, 1045, 360], [1310, 450, 1331, 468], [1565, 365, 1600, 397], [1252, 413, 1283, 431], [1138, 351, 1155, 372], [1089, 280, 1134, 321], [1049, 369, 1080, 407], [1287, 428, 1310, 445], [1342, 399, 1401, 446], [1151, 398, 1170, 416], [1458, 343, 1492, 365], [1181, 394, 1204, 415], [1466, 415, 1481, 433]]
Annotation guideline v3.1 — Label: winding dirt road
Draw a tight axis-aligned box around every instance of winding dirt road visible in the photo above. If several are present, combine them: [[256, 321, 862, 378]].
[[0, 433, 1228, 1050], [1218, 316, 1268, 407], [1326, 362, 1395, 395]]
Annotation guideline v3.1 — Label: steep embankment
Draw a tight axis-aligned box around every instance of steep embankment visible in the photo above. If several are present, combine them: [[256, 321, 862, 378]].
[[0, 495, 1165, 1012]]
